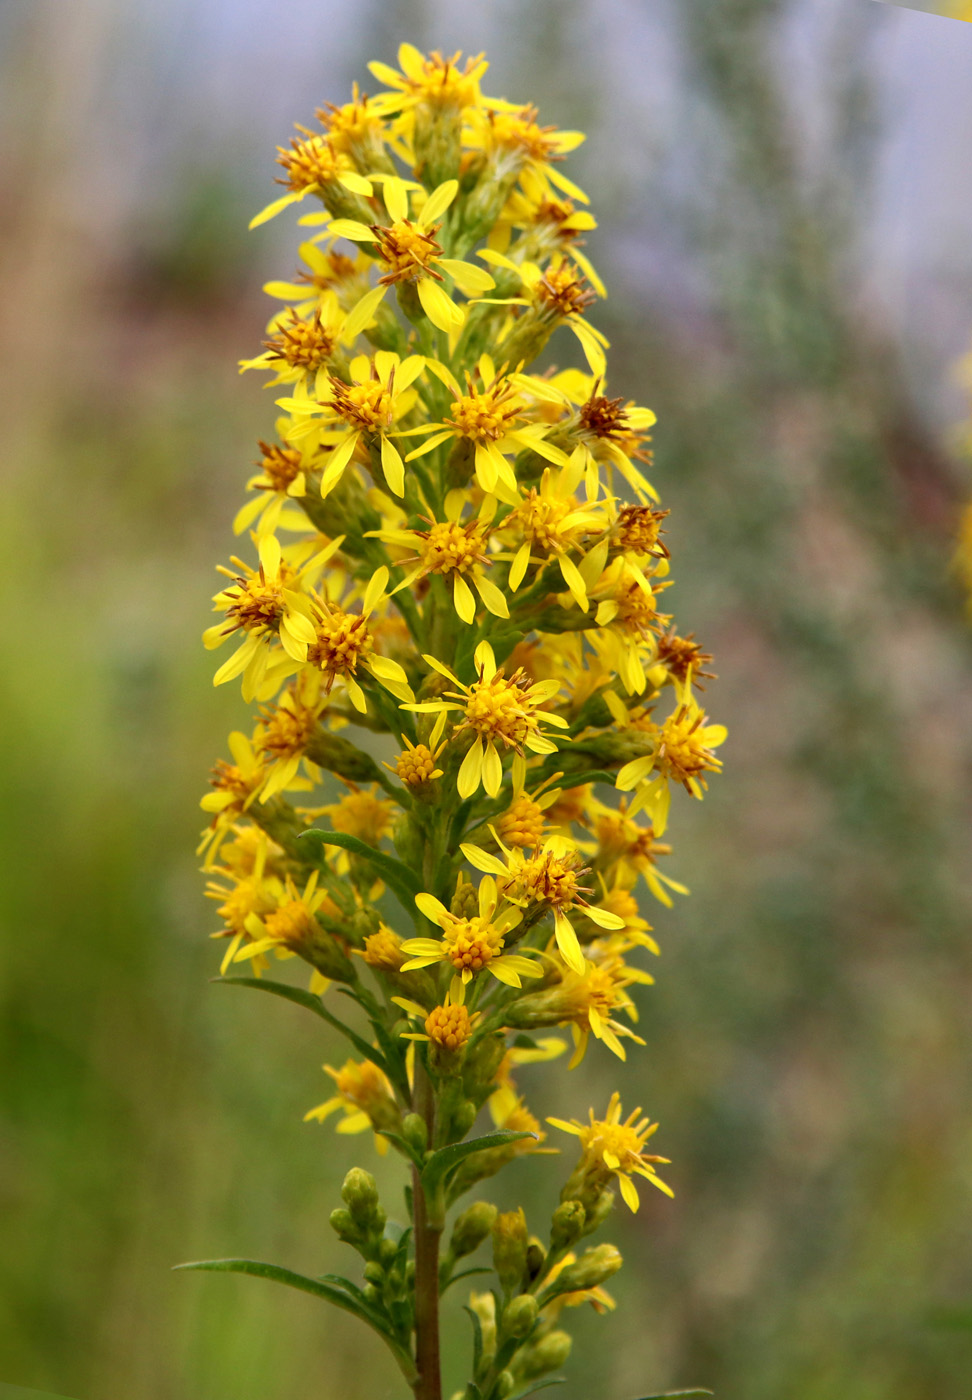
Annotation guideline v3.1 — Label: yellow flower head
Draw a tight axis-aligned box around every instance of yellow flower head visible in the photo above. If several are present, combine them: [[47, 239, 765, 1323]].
[[386, 735, 445, 790], [361, 925, 405, 972], [401, 877, 542, 996], [322, 784, 396, 845], [549, 1093, 672, 1211], [369, 45, 488, 113], [304, 1057, 400, 1152], [425, 1001, 472, 1051]]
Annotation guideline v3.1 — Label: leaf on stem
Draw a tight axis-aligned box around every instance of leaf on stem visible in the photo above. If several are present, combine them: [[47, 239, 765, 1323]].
[[421, 1129, 538, 1199], [173, 1257, 417, 1381], [214, 977, 390, 1075], [298, 828, 422, 911]]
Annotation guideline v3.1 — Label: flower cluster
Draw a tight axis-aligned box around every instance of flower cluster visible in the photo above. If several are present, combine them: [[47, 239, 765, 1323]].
[[189, 46, 725, 1400]]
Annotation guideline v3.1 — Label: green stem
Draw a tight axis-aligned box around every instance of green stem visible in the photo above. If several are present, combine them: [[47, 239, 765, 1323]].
[[412, 1057, 443, 1400]]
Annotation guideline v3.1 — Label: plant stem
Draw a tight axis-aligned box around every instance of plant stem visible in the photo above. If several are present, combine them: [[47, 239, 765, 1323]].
[[412, 1058, 443, 1400]]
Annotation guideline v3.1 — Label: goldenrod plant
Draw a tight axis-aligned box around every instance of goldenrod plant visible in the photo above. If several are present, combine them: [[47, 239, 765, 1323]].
[[183, 46, 725, 1400]]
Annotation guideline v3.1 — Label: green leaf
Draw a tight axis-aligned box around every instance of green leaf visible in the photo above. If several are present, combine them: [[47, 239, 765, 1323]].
[[509, 1382, 566, 1400], [374, 1129, 424, 1168], [463, 1305, 484, 1378], [215, 977, 388, 1074], [632, 1391, 714, 1398], [299, 828, 422, 910], [421, 1129, 538, 1198], [173, 1257, 416, 1381], [440, 1265, 493, 1296], [539, 766, 619, 789]]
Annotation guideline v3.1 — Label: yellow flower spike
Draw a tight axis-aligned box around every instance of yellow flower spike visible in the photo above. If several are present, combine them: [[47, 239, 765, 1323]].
[[198, 49, 722, 1399]]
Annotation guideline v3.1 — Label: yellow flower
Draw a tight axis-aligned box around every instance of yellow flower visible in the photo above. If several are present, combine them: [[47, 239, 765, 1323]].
[[542, 1252, 616, 1314], [504, 462, 608, 610], [375, 494, 509, 625], [616, 698, 728, 830], [321, 783, 396, 845], [248, 128, 374, 229], [261, 244, 367, 318], [232, 436, 312, 540], [278, 349, 426, 500], [467, 103, 587, 198], [549, 1093, 673, 1211], [288, 566, 414, 714], [491, 192, 603, 294], [953, 499, 972, 615], [233, 867, 331, 965], [494, 770, 563, 851], [477, 250, 609, 377], [395, 996, 478, 1052], [511, 956, 646, 1066], [304, 1057, 400, 1150], [461, 833, 625, 974], [368, 45, 489, 115], [384, 735, 446, 790], [324, 177, 496, 333], [400, 875, 542, 996], [565, 377, 659, 503], [580, 794, 688, 908], [360, 925, 406, 971], [204, 833, 283, 973], [407, 642, 567, 799], [202, 533, 343, 701], [401, 353, 568, 501], [255, 673, 329, 802]]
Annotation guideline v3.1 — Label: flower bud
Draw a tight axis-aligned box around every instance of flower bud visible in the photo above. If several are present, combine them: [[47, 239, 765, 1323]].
[[554, 1243, 622, 1294], [402, 1112, 429, 1155], [502, 1293, 539, 1339], [341, 1167, 384, 1233], [516, 1329, 572, 1381], [329, 1206, 357, 1244], [392, 813, 424, 870], [526, 1241, 546, 1282], [492, 1208, 529, 1294], [494, 1371, 515, 1399], [449, 1201, 498, 1259], [452, 1098, 478, 1137], [363, 1260, 385, 1286], [550, 1200, 586, 1250], [469, 1289, 496, 1365], [450, 876, 479, 920]]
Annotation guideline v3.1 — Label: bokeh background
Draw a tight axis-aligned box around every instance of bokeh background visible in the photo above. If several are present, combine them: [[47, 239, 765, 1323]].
[[2, 1, 972, 1397]]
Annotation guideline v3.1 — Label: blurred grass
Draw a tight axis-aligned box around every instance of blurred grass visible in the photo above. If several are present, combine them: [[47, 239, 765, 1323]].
[[2, 2, 972, 1398]]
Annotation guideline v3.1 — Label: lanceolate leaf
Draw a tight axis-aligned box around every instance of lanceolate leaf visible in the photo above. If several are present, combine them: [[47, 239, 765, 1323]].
[[632, 1391, 714, 1398], [215, 977, 389, 1074], [440, 1265, 493, 1295], [508, 1381, 566, 1400], [421, 1129, 538, 1198], [298, 829, 421, 910], [174, 1258, 416, 1382]]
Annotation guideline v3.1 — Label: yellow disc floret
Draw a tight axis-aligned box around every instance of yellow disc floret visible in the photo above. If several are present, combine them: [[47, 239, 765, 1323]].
[[425, 1002, 472, 1051], [307, 605, 374, 688]]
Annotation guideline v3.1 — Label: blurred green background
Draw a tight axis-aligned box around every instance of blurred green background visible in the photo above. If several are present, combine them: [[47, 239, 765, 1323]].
[[2, 1, 972, 1397]]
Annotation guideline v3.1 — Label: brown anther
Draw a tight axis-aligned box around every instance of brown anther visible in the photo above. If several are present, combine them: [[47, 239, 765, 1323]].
[[655, 627, 716, 688], [264, 309, 335, 371]]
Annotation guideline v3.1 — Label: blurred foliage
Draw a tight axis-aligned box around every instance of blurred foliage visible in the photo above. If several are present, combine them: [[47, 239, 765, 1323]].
[[1, 2, 972, 1399]]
